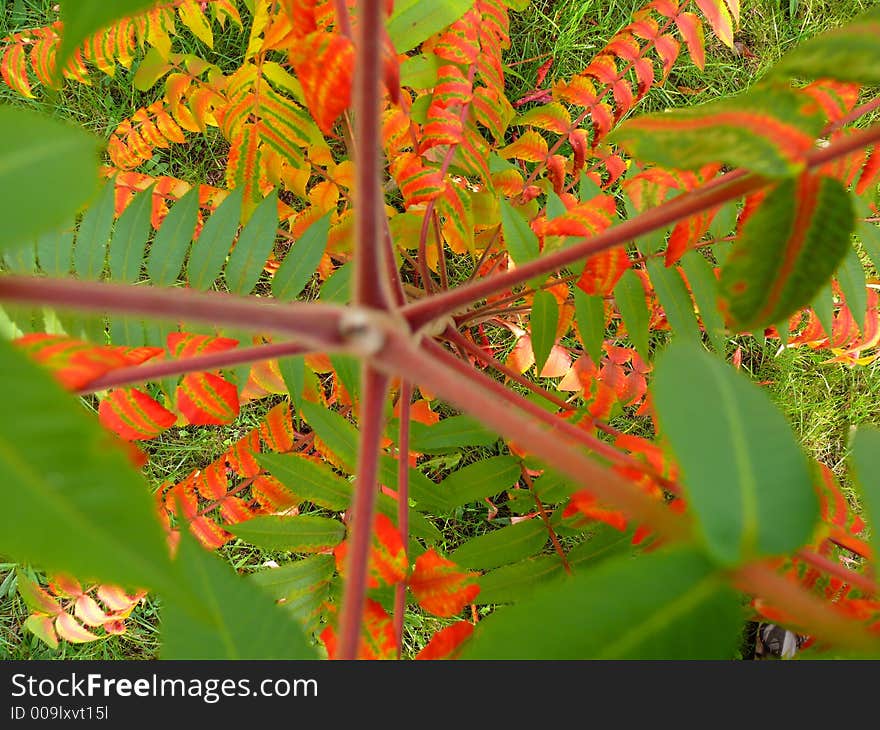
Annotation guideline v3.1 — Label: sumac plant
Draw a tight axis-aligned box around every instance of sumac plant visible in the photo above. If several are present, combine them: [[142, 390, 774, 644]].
[[0, 0, 879, 660]]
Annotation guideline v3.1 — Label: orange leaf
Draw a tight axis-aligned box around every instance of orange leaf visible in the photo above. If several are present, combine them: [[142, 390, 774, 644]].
[[321, 599, 396, 660], [99, 388, 177, 441], [577, 248, 630, 296], [55, 613, 99, 643], [563, 489, 628, 531], [415, 621, 474, 660], [335, 514, 407, 589], [176, 372, 239, 425], [15, 334, 163, 390], [409, 549, 480, 617], [289, 31, 354, 135]]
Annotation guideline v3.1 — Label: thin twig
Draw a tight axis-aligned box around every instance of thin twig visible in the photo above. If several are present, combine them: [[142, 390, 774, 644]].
[[77, 341, 310, 395], [393, 380, 412, 659]]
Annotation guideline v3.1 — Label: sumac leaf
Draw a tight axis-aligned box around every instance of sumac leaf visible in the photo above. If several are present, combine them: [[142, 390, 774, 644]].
[[609, 88, 824, 178], [462, 547, 742, 659], [719, 174, 854, 332], [652, 341, 817, 565]]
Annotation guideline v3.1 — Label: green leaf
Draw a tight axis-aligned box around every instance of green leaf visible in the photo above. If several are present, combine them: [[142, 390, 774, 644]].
[[645, 260, 701, 342], [161, 530, 316, 659], [74, 178, 116, 280], [719, 174, 855, 332], [857, 220, 880, 273], [146, 187, 199, 286], [850, 427, 880, 562], [566, 525, 634, 568], [259, 443, 440, 543], [320, 261, 353, 303], [387, 0, 474, 53], [273, 212, 329, 301], [133, 46, 173, 91], [300, 401, 447, 525], [3, 243, 36, 274], [109, 186, 152, 283], [259, 453, 352, 512], [476, 555, 563, 605], [0, 338, 178, 594], [680, 250, 727, 354], [609, 87, 824, 178], [453, 520, 547, 569], [329, 354, 360, 402], [36, 228, 74, 277], [614, 268, 650, 360], [709, 200, 739, 241], [408, 415, 498, 453], [399, 53, 440, 89], [440, 456, 522, 509], [500, 198, 539, 265], [278, 356, 305, 423], [573, 289, 605, 365], [837, 244, 867, 334], [225, 190, 278, 295], [771, 7, 880, 84], [530, 290, 558, 376], [0, 107, 100, 253], [16, 569, 58, 614], [532, 470, 579, 504], [226, 515, 345, 552], [187, 187, 242, 290], [463, 547, 743, 659], [250, 554, 335, 601], [652, 341, 817, 565], [810, 282, 835, 339]]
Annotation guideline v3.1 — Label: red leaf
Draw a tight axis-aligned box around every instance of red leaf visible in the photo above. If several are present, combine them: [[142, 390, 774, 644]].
[[577, 248, 630, 296], [259, 402, 295, 453], [334, 514, 407, 589], [409, 549, 480, 617], [289, 31, 354, 134], [176, 372, 239, 425], [415, 621, 474, 660], [251, 474, 299, 511], [15, 334, 163, 390], [166, 332, 238, 358], [321, 599, 396, 660], [226, 429, 262, 477], [99, 388, 177, 441], [675, 12, 705, 70], [563, 490, 628, 531]]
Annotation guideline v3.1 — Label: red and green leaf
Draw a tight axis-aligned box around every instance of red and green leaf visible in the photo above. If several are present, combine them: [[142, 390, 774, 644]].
[[99, 388, 177, 441], [176, 372, 240, 425], [415, 621, 474, 660], [409, 548, 480, 617], [610, 88, 825, 178], [719, 173, 855, 331]]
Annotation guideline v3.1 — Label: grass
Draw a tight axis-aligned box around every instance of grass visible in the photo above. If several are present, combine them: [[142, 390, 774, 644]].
[[0, 0, 879, 660]]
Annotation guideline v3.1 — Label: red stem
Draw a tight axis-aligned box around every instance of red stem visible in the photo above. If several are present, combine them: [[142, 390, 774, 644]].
[[374, 333, 688, 542], [402, 123, 880, 331], [734, 563, 879, 651], [443, 328, 674, 486], [521, 466, 570, 573], [337, 366, 390, 660], [76, 341, 309, 395], [797, 549, 877, 597], [0, 276, 350, 350], [393, 380, 412, 659], [353, 0, 391, 310]]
